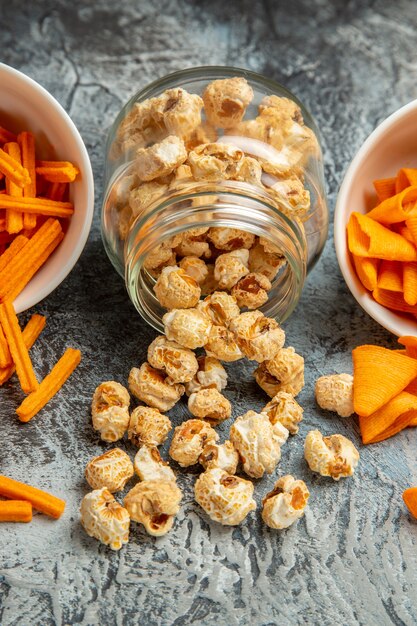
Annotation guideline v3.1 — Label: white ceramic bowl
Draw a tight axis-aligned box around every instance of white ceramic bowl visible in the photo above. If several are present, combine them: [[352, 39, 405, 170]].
[[0, 63, 94, 313], [335, 99, 417, 337]]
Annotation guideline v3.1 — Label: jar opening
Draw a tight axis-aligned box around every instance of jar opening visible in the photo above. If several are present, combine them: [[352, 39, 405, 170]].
[[125, 189, 307, 332]]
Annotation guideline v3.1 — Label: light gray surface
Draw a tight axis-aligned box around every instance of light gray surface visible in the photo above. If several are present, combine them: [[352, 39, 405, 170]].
[[1, 1, 417, 624]]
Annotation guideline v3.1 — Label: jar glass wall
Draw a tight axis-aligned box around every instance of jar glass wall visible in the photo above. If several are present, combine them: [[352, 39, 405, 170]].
[[101, 66, 328, 331]]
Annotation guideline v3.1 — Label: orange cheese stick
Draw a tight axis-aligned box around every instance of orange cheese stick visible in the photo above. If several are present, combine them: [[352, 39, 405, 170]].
[[18, 132, 37, 229], [47, 182, 67, 201], [0, 232, 15, 246], [0, 194, 73, 218], [16, 347, 81, 422], [36, 160, 79, 183], [0, 324, 12, 368], [4, 233, 63, 304], [0, 218, 62, 302], [0, 475, 65, 519], [0, 234, 29, 274], [0, 314, 46, 385], [0, 301, 38, 393], [4, 142, 23, 234], [0, 146, 30, 188], [0, 217, 5, 232], [0, 126, 17, 144], [0, 500, 32, 522]]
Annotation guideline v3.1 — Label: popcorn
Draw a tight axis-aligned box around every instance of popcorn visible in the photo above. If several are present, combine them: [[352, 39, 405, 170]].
[[179, 256, 209, 284], [197, 291, 240, 326], [174, 227, 210, 258], [315, 374, 354, 418], [116, 88, 203, 154], [304, 430, 360, 480], [234, 156, 263, 184], [229, 310, 285, 362], [136, 135, 187, 182], [284, 122, 319, 159], [184, 122, 218, 151], [199, 441, 239, 474], [163, 308, 212, 349], [160, 88, 204, 136], [264, 347, 305, 396], [80, 488, 130, 550], [133, 445, 176, 482], [185, 355, 228, 395], [170, 163, 193, 186], [204, 324, 244, 362], [259, 237, 285, 255], [147, 251, 177, 279], [124, 480, 182, 536], [230, 116, 284, 151], [91, 381, 130, 443], [261, 391, 303, 434], [85, 448, 134, 493], [230, 410, 283, 478], [117, 205, 134, 241], [200, 263, 218, 295], [214, 249, 249, 290], [129, 180, 168, 217], [144, 235, 182, 270], [128, 363, 184, 412], [273, 420, 290, 446], [253, 362, 282, 398], [207, 227, 255, 251], [187, 143, 244, 182], [202, 78, 254, 128], [256, 146, 303, 178], [169, 419, 218, 467], [116, 96, 166, 152], [153, 266, 201, 310], [231, 273, 272, 309], [188, 388, 231, 424], [194, 468, 256, 525], [261, 475, 310, 529], [147, 335, 198, 383], [268, 176, 311, 218], [248, 241, 286, 281], [127, 405, 172, 447], [259, 95, 303, 123]]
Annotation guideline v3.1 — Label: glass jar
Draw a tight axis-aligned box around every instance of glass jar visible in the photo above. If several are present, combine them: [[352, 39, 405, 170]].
[[102, 66, 328, 332]]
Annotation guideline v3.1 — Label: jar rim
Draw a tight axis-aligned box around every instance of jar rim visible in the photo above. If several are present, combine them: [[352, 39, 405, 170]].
[[125, 187, 307, 332]]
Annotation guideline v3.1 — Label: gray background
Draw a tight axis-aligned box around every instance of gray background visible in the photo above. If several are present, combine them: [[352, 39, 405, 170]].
[[1, 1, 417, 624]]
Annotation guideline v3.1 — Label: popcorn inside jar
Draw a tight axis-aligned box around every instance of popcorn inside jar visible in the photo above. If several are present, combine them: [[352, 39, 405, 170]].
[[102, 68, 328, 331]]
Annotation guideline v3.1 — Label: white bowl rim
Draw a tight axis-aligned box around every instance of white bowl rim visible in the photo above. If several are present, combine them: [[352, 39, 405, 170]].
[[334, 98, 417, 337], [0, 62, 94, 312]]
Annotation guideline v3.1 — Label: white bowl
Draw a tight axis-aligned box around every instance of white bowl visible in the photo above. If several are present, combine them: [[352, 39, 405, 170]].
[[335, 99, 417, 337], [0, 63, 94, 313]]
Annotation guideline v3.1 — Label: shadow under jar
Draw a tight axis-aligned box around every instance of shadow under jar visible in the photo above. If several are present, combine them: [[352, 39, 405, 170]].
[[102, 66, 328, 332]]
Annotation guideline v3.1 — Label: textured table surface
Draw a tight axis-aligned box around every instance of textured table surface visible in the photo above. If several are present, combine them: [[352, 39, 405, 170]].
[[1, 1, 417, 624]]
